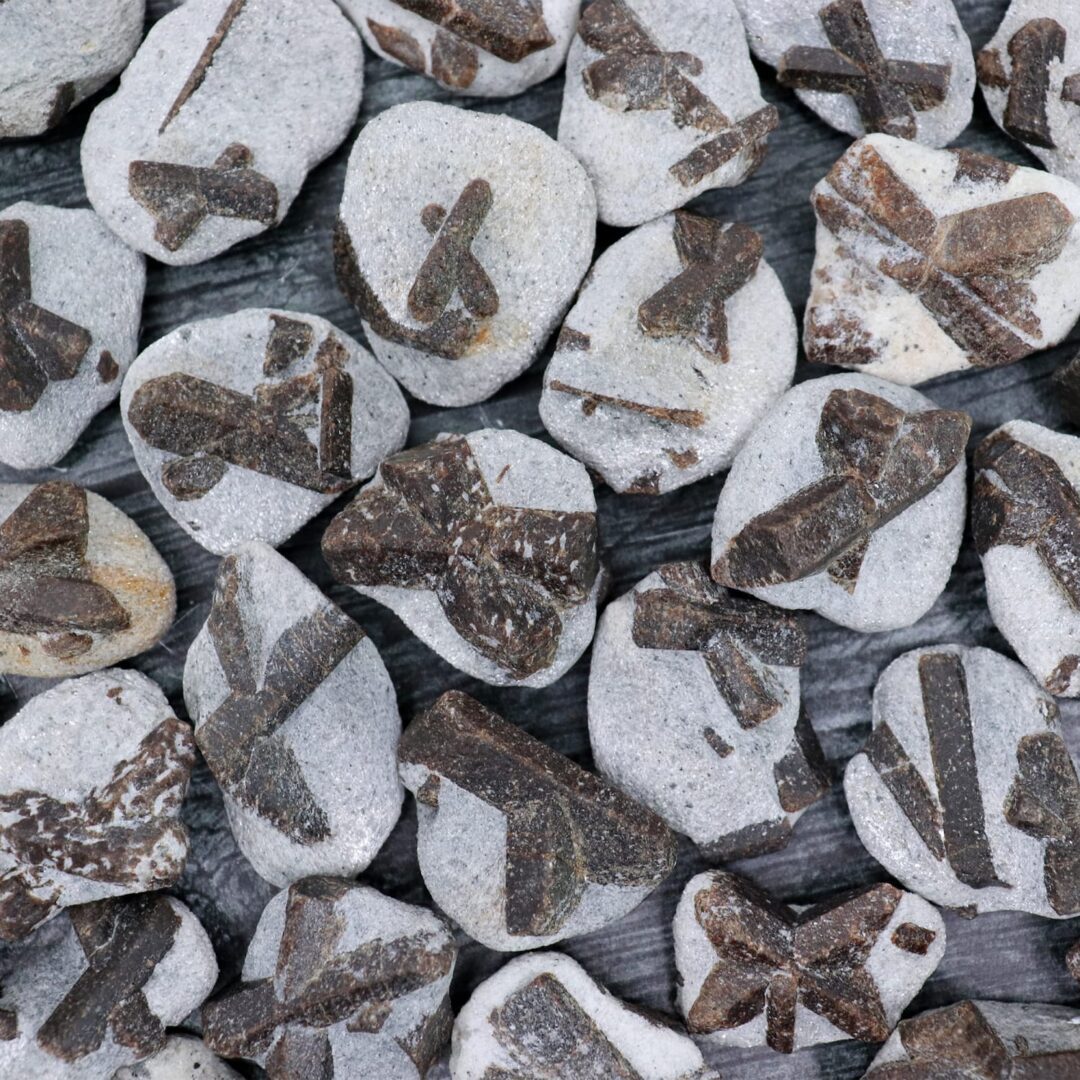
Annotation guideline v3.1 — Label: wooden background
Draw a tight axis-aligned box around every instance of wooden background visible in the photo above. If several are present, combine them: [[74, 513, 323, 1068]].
[[3, 2, 1079, 1076]]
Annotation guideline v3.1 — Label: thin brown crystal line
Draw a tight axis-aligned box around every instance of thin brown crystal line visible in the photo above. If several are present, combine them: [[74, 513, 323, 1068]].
[[548, 379, 705, 428], [159, 0, 248, 133], [1002, 18, 1066, 149]]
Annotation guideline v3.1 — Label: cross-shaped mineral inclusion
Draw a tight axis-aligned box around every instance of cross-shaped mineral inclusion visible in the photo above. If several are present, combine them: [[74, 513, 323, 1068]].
[[578, 0, 778, 187], [0, 219, 92, 413], [777, 0, 950, 139]]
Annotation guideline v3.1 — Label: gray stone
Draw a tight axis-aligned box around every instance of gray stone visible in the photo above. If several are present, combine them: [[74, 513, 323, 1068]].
[[845, 644, 1080, 918], [335, 100, 596, 406], [201, 878, 456, 1080], [558, 0, 777, 227], [0, 894, 218, 1080], [0, 1, 145, 138], [81, 0, 363, 265], [452, 952, 715, 1079], [540, 213, 796, 494], [733, 0, 974, 146], [0, 481, 176, 678], [341, 0, 580, 98], [0, 202, 145, 469], [183, 542, 403, 888], [121, 308, 409, 556], [113, 1036, 241, 1080]]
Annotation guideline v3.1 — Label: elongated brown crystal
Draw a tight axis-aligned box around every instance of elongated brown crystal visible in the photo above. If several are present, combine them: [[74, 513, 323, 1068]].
[[390, 0, 554, 63], [999, 18, 1067, 149]]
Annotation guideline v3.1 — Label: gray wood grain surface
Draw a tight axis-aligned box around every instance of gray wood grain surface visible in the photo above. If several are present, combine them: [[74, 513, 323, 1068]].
[[3, 2, 1080, 1077]]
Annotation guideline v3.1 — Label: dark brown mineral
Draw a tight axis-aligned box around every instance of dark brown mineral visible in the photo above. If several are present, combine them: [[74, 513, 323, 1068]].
[[322, 436, 599, 679], [808, 140, 1075, 369], [195, 554, 365, 845], [129, 143, 279, 252], [713, 388, 970, 591], [686, 872, 920, 1054], [390, 0, 555, 63], [579, 0, 778, 187], [36, 895, 181, 1062], [398, 692, 676, 938], [203, 876, 455, 1078], [0, 219, 92, 413], [778, 0, 950, 140]]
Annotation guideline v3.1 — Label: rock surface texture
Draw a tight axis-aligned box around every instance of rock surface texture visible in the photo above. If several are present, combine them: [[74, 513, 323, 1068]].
[[114, 1035, 241, 1080], [845, 644, 1080, 918], [184, 542, 402, 887]]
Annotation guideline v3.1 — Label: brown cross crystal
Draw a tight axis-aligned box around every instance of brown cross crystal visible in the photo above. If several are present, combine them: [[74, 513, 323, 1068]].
[[809, 140, 1075, 370], [322, 436, 599, 679], [36, 895, 182, 1062], [399, 692, 676, 938], [195, 554, 365, 846], [0, 481, 130, 654], [713, 388, 971, 592], [0, 219, 92, 413], [202, 877, 455, 1078], [579, 0, 778, 187], [129, 143, 279, 253], [0, 712, 194, 942], [686, 873, 930, 1054], [778, 0, 950, 139]]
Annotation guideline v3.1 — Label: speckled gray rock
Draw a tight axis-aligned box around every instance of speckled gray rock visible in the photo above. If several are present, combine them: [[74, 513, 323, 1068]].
[[973, 420, 1080, 698], [711, 374, 970, 633], [589, 561, 831, 858], [977, 1, 1080, 184], [81, 0, 363, 265], [674, 870, 945, 1054], [113, 1036, 241, 1080], [323, 429, 604, 688], [864, 1000, 1080, 1076], [452, 952, 715, 1079], [335, 101, 595, 407], [121, 309, 409, 555], [540, 213, 796, 494], [202, 878, 456, 1080], [184, 542, 402, 888], [0, 894, 218, 1080], [0, 481, 176, 678], [0, 202, 145, 469], [398, 691, 677, 953], [341, 0, 579, 97], [0, 1, 145, 138], [845, 644, 1080, 918], [557, 0, 778, 227], [0, 669, 194, 942], [804, 134, 1080, 383], [734, 0, 974, 145]]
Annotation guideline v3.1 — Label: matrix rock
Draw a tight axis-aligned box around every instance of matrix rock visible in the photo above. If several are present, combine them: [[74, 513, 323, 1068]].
[[114, 1036, 241, 1080]]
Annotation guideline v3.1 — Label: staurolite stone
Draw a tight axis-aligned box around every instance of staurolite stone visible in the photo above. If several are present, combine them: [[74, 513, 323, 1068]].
[[711, 374, 970, 633], [452, 952, 716, 1079], [323, 430, 603, 688], [184, 542, 402, 888], [115, 1036, 240, 1080], [398, 691, 677, 952], [973, 420, 1080, 697], [674, 870, 945, 1054], [734, 0, 974, 145], [558, 0, 778, 227], [540, 213, 796, 494], [0, 669, 194, 943], [0, 1, 144, 138], [0, 203, 145, 469], [342, 0, 579, 97], [845, 644, 1080, 918], [202, 877, 456, 1080], [0, 893, 217, 1079], [335, 101, 595, 407], [589, 561, 830, 857], [0, 481, 175, 678], [804, 134, 1080, 383], [978, 2, 1080, 184], [864, 1000, 1080, 1076], [122, 309, 409, 555], [81, 0, 363, 265]]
